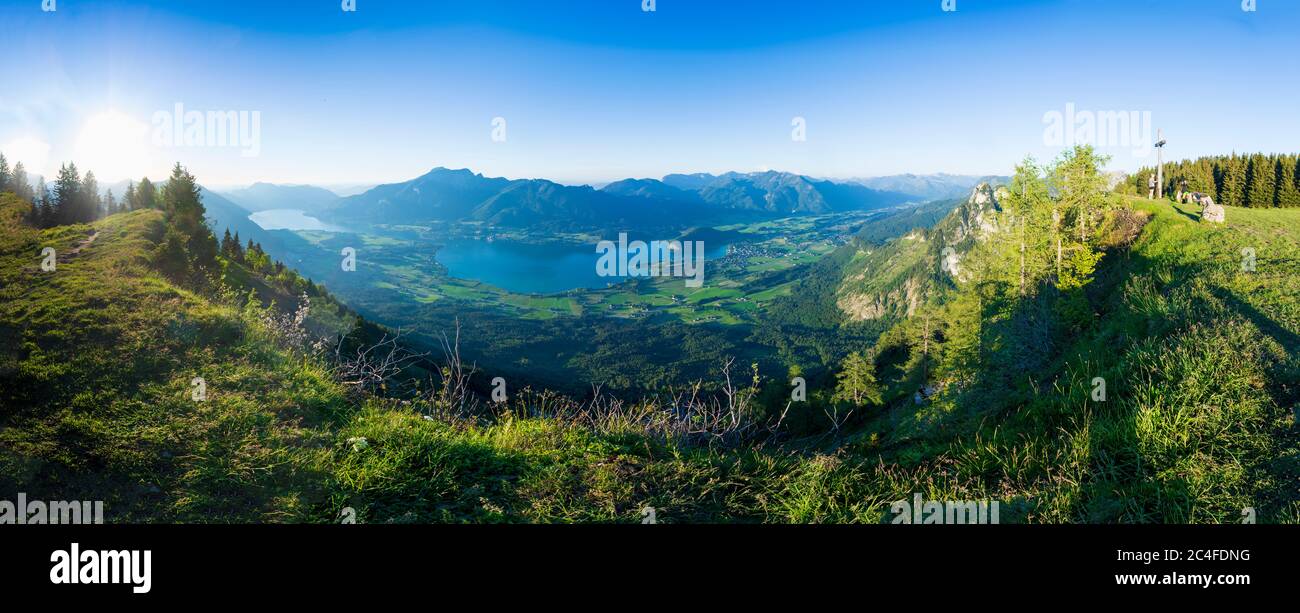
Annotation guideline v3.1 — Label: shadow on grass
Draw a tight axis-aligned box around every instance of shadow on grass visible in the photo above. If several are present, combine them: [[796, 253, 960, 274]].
[[1169, 203, 1204, 224], [878, 216, 1299, 521]]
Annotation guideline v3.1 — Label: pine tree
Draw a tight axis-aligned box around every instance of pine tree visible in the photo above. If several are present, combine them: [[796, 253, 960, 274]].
[[35, 183, 55, 228], [136, 177, 157, 210], [164, 164, 202, 227], [163, 163, 217, 274], [832, 351, 883, 407], [1245, 154, 1274, 208], [1227, 157, 1240, 203], [105, 189, 117, 216], [1051, 145, 1109, 288], [124, 181, 138, 211], [31, 188, 46, 228], [246, 241, 270, 272], [10, 162, 32, 202], [220, 228, 235, 257], [22, 191, 39, 226], [1199, 159, 1216, 194], [1003, 157, 1053, 296], [152, 226, 191, 282], [53, 163, 82, 226], [80, 171, 101, 222], [1276, 156, 1300, 208], [1212, 159, 1225, 203], [0, 153, 10, 193]]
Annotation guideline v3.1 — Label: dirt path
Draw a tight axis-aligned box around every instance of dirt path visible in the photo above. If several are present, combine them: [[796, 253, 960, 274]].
[[57, 231, 99, 263]]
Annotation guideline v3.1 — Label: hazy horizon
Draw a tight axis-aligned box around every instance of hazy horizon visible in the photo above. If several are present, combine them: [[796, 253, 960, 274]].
[[18, 166, 1017, 197]]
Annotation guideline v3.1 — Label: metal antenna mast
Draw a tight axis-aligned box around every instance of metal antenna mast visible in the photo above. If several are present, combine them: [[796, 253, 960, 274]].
[[1154, 129, 1167, 199]]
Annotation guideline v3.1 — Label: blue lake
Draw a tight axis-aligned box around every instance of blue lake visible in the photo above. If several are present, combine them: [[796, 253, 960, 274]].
[[248, 209, 343, 232], [436, 238, 729, 294]]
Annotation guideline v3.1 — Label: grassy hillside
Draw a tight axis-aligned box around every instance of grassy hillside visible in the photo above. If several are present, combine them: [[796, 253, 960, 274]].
[[0, 193, 861, 523], [0, 197, 349, 521], [859, 197, 1299, 522], [1, 191, 1295, 523]]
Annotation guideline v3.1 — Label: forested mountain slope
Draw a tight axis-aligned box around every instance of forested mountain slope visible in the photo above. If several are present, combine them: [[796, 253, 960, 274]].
[[834, 183, 1006, 322], [319, 167, 913, 231]]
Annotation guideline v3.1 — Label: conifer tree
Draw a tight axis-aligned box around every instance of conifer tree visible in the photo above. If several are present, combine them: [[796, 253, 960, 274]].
[[124, 181, 138, 211], [220, 228, 236, 257], [35, 182, 55, 228], [162, 163, 217, 274], [80, 171, 101, 222], [136, 177, 158, 210], [0, 153, 10, 193], [1222, 155, 1247, 207], [832, 351, 883, 407], [152, 226, 190, 281], [1280, 156, 1300, 208], [1003, 157, 1052, 296], [11, 162, 32, 202], [1245, 154, 1274, 208], [53, 163, 82, 225], [1052, 145, 1109, 287]]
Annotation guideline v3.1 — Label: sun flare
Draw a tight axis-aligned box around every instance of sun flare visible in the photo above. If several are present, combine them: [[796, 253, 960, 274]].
[[73, 110, 153, 182]]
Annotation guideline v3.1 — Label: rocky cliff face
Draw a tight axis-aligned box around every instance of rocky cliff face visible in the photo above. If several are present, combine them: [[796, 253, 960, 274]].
[[837, 273, 925, 320], [835, 182, 1005, 321], [943, 182, 1003, 246]]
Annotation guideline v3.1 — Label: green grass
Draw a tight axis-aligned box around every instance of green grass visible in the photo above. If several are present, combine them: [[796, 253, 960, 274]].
[[2, 194, 1295, 523], [854, 198, 1299, 523], [0, 206, 344, 521]]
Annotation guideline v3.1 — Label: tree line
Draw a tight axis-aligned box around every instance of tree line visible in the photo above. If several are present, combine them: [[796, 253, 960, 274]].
[[0, 152, 189, 228], [0, 153, 38, 208], [217, 226, 325, 298], [0, 152, 220, 285], [0, 150, 335, 311], [1131, 153, 1300, 208]]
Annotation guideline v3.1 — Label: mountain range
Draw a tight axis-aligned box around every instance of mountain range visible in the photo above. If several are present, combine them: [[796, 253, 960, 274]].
[[84, 170, 997, 236], [218, 183, 342, 213], [852, 173, 1010, 201], [308, 168, 920, 231]]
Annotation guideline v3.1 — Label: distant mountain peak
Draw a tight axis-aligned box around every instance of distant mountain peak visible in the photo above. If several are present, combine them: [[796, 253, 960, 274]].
[[219, 182, 343, 213], [854, 173, 1010, 202], [319, 166, 912, 229]]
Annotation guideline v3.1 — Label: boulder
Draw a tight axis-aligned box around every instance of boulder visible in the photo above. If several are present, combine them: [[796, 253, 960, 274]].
[[1198, 194, 1225, 223]]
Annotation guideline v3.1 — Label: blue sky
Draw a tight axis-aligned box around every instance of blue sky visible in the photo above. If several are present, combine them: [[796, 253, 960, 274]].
[[1, 0, 1296, 187]]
